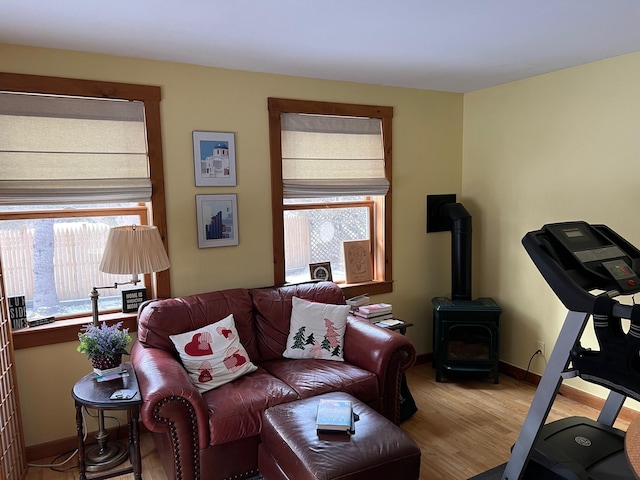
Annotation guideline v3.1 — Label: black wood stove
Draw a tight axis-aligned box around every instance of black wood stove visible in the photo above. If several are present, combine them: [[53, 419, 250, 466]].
[[427, 194, 502, 382]]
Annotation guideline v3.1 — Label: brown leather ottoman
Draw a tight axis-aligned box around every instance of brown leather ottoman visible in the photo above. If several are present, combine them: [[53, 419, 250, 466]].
[[258, 392, 421, 480]]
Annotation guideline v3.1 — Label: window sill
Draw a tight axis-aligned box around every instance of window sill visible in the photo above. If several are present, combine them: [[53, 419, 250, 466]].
[[340, 280, 393, 299], [12, 282, 390, 350], [11, 312, 138, 350]]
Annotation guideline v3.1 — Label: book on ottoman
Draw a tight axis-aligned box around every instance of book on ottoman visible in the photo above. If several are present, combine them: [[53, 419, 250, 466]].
[[316, 398, 356, 434]]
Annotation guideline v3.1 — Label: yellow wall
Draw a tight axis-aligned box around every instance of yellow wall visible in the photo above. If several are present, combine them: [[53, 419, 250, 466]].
[[462, 51, 640, 398], [14, 40, 638, 452], [1, 42, 463, 447]]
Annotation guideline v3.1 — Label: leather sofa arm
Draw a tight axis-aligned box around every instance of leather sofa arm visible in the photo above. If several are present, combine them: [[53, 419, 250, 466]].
[[343, 316, 416, 424], [131, 341, 209, 480]]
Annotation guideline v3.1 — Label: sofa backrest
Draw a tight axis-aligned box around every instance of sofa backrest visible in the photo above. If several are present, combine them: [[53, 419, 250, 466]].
[[136, 281, 346, 364], [137, 288, 260, 362], [250, 281, 345, 361]]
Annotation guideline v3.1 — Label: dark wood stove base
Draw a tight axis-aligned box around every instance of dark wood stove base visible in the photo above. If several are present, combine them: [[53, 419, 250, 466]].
[[432, 297, 502, 383]]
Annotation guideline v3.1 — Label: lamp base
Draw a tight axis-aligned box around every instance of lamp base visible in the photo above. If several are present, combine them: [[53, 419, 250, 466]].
[[85, 440, 128, 472]]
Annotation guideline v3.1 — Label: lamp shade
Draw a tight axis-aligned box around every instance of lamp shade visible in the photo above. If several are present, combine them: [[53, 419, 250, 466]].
[[99, 225, 170, 275]]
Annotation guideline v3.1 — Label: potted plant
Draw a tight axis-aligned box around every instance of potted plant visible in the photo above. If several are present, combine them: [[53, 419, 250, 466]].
[[77, 321, 132, 373]]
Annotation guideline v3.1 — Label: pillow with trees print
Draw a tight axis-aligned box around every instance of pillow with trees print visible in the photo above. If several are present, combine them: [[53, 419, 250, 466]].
[[283, 296, 350, 361]]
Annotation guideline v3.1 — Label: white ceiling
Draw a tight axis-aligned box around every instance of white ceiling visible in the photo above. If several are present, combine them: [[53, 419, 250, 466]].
[[2, 1, 640, 93]]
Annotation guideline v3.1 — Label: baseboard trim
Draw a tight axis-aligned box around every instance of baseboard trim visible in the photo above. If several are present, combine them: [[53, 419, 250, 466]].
[[417, 354, 638, 424], [501, 361, 638, 423], [26, 424, 150, 463]]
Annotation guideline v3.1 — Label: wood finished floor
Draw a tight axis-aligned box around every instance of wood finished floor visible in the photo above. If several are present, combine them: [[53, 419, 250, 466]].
[[26, 363, 634, 480]]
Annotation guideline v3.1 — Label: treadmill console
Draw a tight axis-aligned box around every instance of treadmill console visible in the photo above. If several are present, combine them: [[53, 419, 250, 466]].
[[523, 221, 640, 313], [544, 222, 640, 293]]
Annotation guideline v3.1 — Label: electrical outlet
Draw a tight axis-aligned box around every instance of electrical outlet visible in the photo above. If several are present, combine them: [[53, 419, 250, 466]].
[[536, 340, 545, 356]]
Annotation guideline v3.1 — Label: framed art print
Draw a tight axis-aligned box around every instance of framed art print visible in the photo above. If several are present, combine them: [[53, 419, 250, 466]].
[[196, 194, 239, 248], [193, 131, 237, 186], [343, 240, 373, 283]]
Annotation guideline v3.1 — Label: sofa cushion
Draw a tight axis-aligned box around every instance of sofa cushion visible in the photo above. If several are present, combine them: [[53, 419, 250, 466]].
[[202, 367, 300, 445], [261, 358, 379, 406], [251, 281, 346, 362], [169, 314, 258, 393], [137, 288, 260, 362], [283, 297, 349, 361]]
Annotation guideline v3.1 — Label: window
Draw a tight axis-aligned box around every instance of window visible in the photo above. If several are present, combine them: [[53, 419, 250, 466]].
[[1, 206, 148, 317], [0, 72, 170, 347], [268, 98, 393, 296]]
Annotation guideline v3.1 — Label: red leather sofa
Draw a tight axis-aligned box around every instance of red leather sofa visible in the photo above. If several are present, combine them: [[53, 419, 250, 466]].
[[131, 281, 416, 480]]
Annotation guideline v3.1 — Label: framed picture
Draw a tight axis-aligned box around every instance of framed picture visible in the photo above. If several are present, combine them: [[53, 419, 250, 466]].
[[343, 240, 373, 283], [196, 194, 239, 248], [121, 288, 147, 313], [193, 131, 237, 186], [309, 262, 333, 281], [8, 295, 27, 330]]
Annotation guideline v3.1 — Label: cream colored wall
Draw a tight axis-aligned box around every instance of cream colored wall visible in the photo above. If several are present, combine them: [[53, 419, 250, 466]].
[[462, 52, 640, 400], [1, 43, 463, 448]]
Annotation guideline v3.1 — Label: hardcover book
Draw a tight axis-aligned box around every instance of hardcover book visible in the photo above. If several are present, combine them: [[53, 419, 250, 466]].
[[346, 294, 370, 307], [375, 318, 404, 328], [316, 399, 355, 433], [352, 311, 394, 322], [357, 303, 392, 316]]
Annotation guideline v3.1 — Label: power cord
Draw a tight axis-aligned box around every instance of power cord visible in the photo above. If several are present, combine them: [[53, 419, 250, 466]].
[[521, 349, 543, 383], [26, 407, 88, 469], [29, 449, 79, 472], [27, 407, 122, 471], [505, 349, 543, 385]]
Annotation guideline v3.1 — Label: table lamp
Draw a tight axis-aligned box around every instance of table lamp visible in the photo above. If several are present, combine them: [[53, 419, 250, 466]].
[[86, 224, 170, 471]]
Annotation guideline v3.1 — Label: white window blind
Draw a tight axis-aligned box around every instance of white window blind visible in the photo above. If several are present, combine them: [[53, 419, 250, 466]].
[[281, 113, 389, 198], [0, 92, 151, 205]]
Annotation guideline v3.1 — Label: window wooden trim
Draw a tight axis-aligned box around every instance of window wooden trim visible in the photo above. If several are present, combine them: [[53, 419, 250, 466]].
[[0, 72, 170, 348], [268, 97, 393, 297]]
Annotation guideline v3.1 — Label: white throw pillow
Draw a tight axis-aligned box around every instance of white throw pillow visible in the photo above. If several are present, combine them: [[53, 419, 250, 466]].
[[283, 296, 350, 361], [169, 314, 257, 393]]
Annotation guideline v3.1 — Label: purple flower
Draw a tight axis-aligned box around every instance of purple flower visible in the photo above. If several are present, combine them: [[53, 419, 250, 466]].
[[77, 321, 131, 358]]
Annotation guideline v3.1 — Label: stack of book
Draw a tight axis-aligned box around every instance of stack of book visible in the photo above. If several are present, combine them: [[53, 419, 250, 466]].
[[316, 398, 357, 434], [346, 294, 370, 314], [352, 303, 393, 322]]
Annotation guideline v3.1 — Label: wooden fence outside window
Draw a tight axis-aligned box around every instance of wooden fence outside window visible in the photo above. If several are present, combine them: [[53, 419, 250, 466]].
[[0, 223, 119, 301]]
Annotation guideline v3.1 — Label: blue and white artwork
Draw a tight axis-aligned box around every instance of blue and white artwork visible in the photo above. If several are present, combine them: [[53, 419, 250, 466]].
[[199, 141, 230, 178], [193, 132, 236, 186], [196, 194, 239, 248]]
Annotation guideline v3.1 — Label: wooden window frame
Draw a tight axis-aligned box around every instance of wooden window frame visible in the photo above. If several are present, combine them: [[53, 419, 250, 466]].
[[0, 72, 170, 349], [268, 97, 393, 297]]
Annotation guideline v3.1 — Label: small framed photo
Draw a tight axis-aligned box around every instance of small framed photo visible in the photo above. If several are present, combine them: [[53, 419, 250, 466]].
[[193, 131, 237, 186], [309, 262, 333, 282], [196, 194, 239, 248]]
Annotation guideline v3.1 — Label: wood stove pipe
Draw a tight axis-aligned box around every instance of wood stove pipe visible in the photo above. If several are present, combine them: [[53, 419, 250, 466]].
[[440, 202, 472, 300]]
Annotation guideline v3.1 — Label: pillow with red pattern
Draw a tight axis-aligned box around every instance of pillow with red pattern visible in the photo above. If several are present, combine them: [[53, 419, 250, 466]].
[[169, 314, 257, 393], [283, 296, 350, 361]]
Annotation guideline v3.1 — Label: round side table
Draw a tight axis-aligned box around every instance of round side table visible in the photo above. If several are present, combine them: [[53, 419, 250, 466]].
[[72, 362, 142, 480]]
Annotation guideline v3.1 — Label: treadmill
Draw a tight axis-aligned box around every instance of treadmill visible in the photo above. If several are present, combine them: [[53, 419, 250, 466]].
[[502, 221, 640, 480]]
